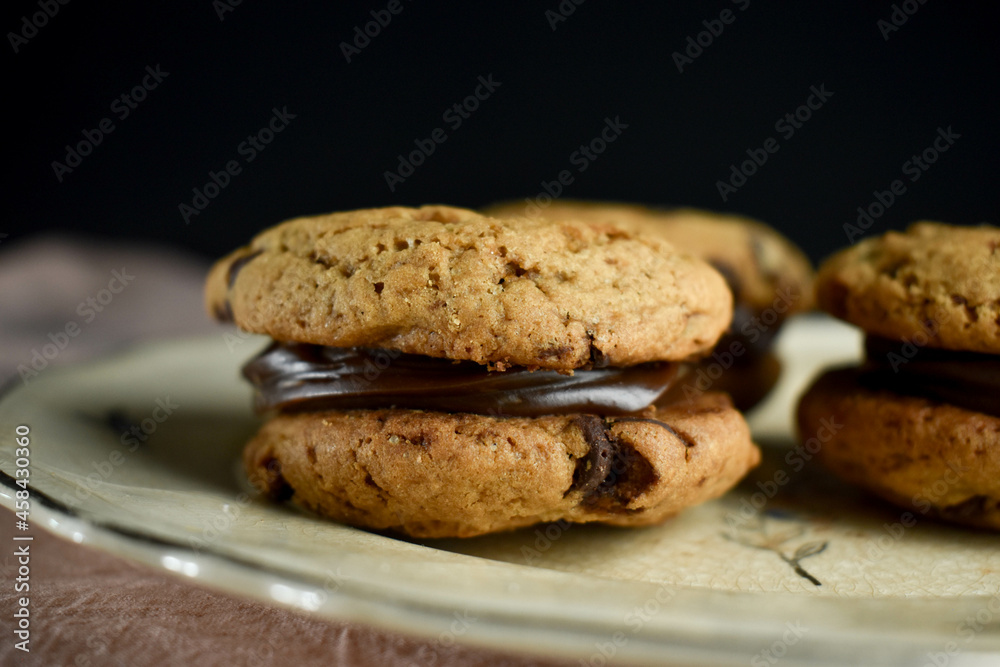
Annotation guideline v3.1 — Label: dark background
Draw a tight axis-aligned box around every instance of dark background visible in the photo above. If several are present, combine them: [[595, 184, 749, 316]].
[[6, 1, 999, 263]]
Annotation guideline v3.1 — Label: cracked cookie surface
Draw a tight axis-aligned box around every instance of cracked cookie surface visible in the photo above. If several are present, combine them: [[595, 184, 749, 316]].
[[205, 205, 732, 370], [816, 221, 1000, 353], [483, 200, 814, 317], [244, 392, 759, 538]]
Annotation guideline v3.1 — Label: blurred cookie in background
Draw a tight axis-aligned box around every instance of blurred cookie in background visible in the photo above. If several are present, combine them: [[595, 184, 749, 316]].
[[799, 222, 1000, 530]]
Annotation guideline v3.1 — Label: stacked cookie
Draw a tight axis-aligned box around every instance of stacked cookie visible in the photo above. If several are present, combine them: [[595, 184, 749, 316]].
[[484, 201, 814, 410], [206, 205, 760, 537], [798, 222, 1000, 529]]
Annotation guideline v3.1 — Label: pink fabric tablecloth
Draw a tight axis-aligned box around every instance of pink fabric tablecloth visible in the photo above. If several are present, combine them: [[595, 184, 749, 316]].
[[0, 236, 574, 667]]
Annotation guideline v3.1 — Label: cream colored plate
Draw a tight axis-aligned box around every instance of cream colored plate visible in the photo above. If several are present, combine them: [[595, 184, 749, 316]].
[[1, 316, 998, 666]]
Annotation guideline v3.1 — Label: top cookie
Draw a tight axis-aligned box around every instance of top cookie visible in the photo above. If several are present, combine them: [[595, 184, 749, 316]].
[[816, 222, 1000, 353], [483, 201, 814, 316], [205, 205, 732, 370]]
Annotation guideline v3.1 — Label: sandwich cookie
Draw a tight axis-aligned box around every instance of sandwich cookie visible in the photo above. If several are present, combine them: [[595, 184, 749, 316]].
[[799, 222, 1000, 530], [483, 201, 814, 410], [207, 205, 760, 537]]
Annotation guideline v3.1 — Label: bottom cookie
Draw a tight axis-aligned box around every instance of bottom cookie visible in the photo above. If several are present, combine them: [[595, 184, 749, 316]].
[[797, 368, 1000, 530], [244, 392, 759, 538]]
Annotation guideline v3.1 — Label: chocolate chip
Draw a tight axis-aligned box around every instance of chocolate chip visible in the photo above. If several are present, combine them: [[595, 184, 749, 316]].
[[214, 250, 263, 323], [597, 441, 656, 505], [212, 301, 234, 323], [570, 416, 658, 509], [228, 249, 263, 289], [259, 457, 293, 501], [587, 333, 609, 369], [570, 415, 613, 497]]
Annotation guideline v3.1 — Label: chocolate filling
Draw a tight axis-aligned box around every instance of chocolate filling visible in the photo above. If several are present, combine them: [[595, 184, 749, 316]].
[[860, 336, 1000, 418], [715, 304, 779, 365], [243, 343, 701, 508], [707, 261, 780, 365], [242, 342, 682, 418]]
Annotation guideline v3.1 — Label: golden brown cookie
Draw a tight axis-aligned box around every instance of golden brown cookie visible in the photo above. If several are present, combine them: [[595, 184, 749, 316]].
[[245, 392, 760, 538], [816, 222, 1000, 354], [206, 205, 732, 370], [483, 201, 813, 410], [797, 368, 1000, 530], [211, 204, 757, 538], [482, 200, 814, 316]]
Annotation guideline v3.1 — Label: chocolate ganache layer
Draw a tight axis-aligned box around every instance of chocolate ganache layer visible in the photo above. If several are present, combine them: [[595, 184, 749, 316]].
[[706, 262, 782, 366], [860, 336, 1000, 418], [715, 303, 780, 365], [243, 342, 683, 417]]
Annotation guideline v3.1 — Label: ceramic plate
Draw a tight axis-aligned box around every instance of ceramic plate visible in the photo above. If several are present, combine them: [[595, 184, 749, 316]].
[[1, 316, 998, 666]]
